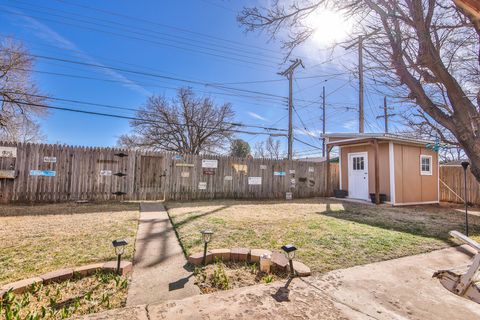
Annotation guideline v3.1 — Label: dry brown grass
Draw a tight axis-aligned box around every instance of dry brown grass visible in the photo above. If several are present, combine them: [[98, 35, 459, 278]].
[[167, 198, 480, 274], [0, 202, 139, 285]]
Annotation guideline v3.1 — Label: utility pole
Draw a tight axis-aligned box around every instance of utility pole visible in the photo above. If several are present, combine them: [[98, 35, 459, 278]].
[[376, 96, 396, 133], [322, 86, 326, 157], [279, 58, 304, 160], [344, 29, 379, 134]]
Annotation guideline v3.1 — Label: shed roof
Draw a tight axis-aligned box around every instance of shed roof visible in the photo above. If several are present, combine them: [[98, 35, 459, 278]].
[[323, 133, 434, 146]]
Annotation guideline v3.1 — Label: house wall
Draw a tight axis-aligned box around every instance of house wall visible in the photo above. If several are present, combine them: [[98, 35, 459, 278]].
[[393, 144, 438, 204], [340, 142, 390, 200]]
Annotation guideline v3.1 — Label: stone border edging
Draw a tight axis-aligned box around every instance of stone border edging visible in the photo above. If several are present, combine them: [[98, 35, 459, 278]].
[[0, 261, 133, 295], [187, 248, 311, 277]]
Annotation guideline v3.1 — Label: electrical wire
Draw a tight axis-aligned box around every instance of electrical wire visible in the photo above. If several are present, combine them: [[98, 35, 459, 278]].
[[1, 92, 288, 132], [0, 99, 283, 136]]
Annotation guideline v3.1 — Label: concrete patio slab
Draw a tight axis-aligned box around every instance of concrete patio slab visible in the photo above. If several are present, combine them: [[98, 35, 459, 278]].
[[80, 245, 480, 320], [126, 202, 199, 306]]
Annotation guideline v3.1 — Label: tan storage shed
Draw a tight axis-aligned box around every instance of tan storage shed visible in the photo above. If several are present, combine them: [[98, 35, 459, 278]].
[[324, 133, 439, 205]]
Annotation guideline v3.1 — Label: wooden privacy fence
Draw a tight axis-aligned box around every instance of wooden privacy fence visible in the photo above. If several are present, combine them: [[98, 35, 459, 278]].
[[0, 142, 338, 203], [440, 165, 480, 205]]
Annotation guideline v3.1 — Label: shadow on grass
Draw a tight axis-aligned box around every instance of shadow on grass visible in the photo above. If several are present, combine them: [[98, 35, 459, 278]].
[[170, 205, 231, 229], [320, 202, 480, 246], [0, 201, 140, 217]]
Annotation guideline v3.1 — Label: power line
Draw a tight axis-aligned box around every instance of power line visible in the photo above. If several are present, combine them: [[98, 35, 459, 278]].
[[1, 7, 278, 70], [2, 91, 288, 132], [7, 52, 290, 103], [293, 137, 322, 150], [53, 0, 283, 57], [14, 1, 280, 64], [13, 67, 288, 108], [0, 99, 283, 136]]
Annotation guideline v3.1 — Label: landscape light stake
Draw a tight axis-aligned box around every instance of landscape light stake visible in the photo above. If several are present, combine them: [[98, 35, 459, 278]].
[[461, 162, 470, 236], [112, 239, 128, 275], [201, 230, 213, 266], [281, 244, 297, 278]]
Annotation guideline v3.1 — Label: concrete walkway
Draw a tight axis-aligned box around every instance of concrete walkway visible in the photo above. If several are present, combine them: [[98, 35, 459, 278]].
[[126, 202, 199, 306], [80, 245, 480, 319]]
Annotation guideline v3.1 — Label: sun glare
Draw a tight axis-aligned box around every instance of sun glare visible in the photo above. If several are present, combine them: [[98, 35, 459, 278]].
[[306, 9, 353, 46]]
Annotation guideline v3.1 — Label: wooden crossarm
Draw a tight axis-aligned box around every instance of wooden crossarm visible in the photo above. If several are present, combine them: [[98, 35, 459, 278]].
[[450, 230, 480, 252]]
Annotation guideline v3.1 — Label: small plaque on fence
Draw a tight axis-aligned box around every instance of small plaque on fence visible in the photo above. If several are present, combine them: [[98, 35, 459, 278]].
[[30, 170, 56, 177], [0, 170, 15, 179], [100, 170, 112, 176], [260, 164, 267, 170], [274, 171, 286, 176], [286, 192, 293, 200], [198, 182, 207, 190], [308, 167, 314, 173], [0, 146, 16, 158], [203, 168, 215, 175], [224, 175, 233, 181], [248, 177, 262, 185], [202, 159, 218, 168], [175, 163, 194, 167], [181, 171, 190, 178], [289, 170, 295, 174], [43, 156, 57, 163], [232, 163, 247, 173]]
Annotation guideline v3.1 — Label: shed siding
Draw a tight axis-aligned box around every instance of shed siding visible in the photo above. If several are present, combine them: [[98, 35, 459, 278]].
[[393, 144, 438, 204], [340, 143, 390, 200]]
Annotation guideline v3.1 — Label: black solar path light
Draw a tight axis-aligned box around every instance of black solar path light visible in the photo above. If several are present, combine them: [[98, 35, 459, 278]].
[[112, 239, 128, 274], [201, 230, 214, 266], [281, 244, 297, 277], [461, 161, 470, 236]]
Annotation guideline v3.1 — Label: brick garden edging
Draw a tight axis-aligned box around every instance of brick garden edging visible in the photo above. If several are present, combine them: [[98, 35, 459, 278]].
[[187, 248, 311, 277], [0, 261, 133, 295]]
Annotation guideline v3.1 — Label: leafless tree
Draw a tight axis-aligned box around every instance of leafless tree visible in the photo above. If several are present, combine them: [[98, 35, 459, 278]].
[[239, 1, 480, 182], [0, 38, 47, 141], [398, 110, 464, 161], [118, 88, 235, 154], [254, 136, 283, 159], [0, 117, 46, 143]]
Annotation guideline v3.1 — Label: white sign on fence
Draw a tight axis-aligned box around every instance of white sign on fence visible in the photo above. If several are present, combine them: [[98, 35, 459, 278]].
[[260, 164, 267, 170], [100, 170, 112, 176], [43, 156, 57, 163], [0, 146, 17, 158], [308, 167, 314, 173], [224, 175, 233, 181], [289, 170, 295, 174], [286, 192, 293, 200], [202, 159, 218, 168], [181, 171, 190, 178], [248, 177, 262, 185], [198, 182, 207, 190]]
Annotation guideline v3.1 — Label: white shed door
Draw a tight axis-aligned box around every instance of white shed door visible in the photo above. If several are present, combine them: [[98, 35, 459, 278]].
[[348, 152, 369, 200]]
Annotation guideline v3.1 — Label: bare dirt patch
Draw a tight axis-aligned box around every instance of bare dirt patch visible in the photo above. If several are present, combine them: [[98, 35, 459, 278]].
[[167, 198, 480, 274], [0, 202, 139, 285], [193, 260, 287, 294]]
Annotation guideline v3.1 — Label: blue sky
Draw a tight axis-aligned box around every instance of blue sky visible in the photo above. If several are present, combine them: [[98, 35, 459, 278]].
[[0, 0, 394, 157]]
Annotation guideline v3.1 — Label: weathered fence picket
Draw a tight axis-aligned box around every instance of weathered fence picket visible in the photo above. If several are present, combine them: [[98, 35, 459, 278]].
[[0, 142, 338, 203]]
